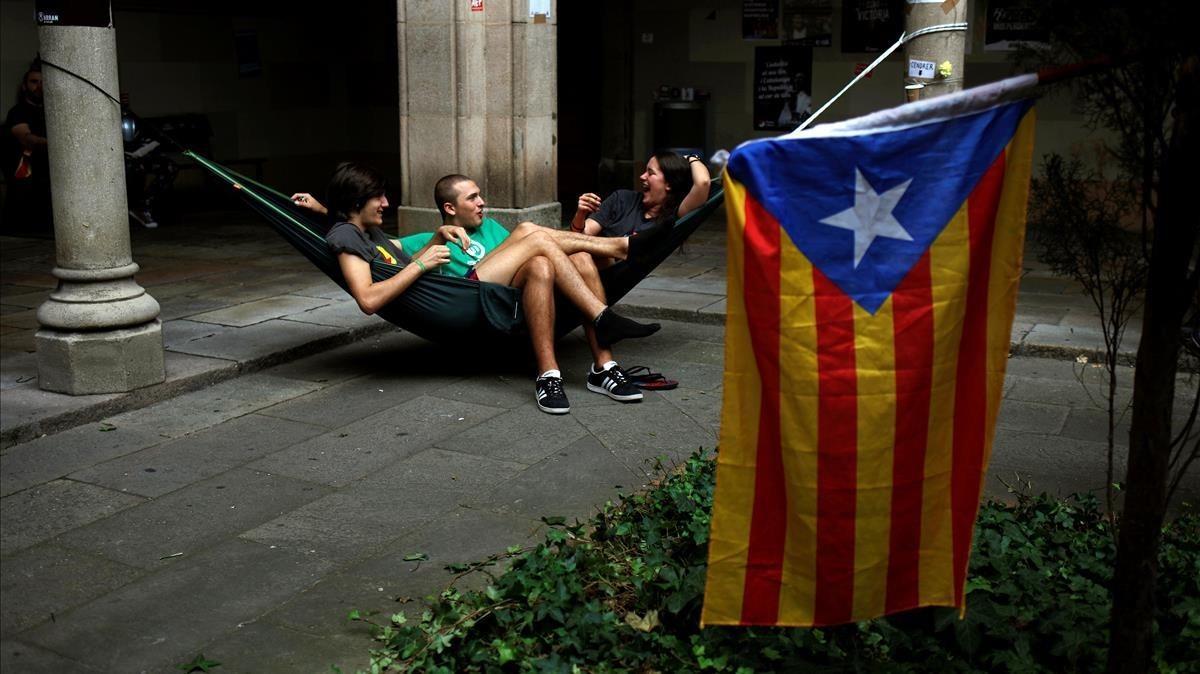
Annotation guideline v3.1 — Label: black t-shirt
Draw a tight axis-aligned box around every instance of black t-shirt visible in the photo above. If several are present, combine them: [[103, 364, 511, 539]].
[[3, 100, 47, 179], [325, 222, 410, 267], [591, 189, 669, 237]]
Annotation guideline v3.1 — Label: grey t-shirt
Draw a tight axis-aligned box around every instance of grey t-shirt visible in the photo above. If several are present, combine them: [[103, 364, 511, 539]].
[[325, 222, 410, 267]]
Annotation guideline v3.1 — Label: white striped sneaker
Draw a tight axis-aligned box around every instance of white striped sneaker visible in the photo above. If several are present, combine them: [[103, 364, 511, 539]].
[[586, 364, 643, 402], [535, 375, 570, 414]]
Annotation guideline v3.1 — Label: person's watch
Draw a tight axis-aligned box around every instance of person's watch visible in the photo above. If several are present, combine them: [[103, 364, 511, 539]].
[[685, 154, 702, 163]]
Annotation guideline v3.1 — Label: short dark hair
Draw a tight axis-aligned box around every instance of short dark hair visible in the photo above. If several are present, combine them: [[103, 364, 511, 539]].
[[433, 174, 471, 220], [325, 162, 386, 222]]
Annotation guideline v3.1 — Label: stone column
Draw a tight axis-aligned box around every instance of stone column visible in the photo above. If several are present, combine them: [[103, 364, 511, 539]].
[[903, 0, 968, 101], [35, 22, 164, 394], [396, 0, 559, 234]]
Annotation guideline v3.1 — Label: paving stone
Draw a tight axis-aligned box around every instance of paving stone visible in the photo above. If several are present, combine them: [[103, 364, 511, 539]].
[[0, 640, 103, 673], [477, 435, 644, 521], [20, 539, 333, 674], [0, 308, 39, 329], [0, 480, 144, 556], [1003, 356, 1128, 387], [155, 295, 230, 322], [0, 351, 36, 389], [0, 328, 34, 353], [663, 338, 725, 366], [433, 405, 590, 464], [266, 330, 416, 384], [251, 396, 505, 487], [991, 431, 1120, 498], [106, 373, 323, 440], [0, 423, 168, 498], [698, 297, 727, 319], [239, 492, 418, 564], [574, 398, 717, 476], [193, 620, 369, 674], [256, 571, 420, 638], [280, 299, 379, 330], [0, 289, 49, 309], [0, 386, 121, 440], [344, 509, 543, 614], [1059, 406, 1133, 445], [1004, 374, 1131, 410], [354, 447, 527, 511], [291, 279, 347, 300], [662, 386, 723, 434], [55, 468, 331, 571], [638, 275, 726, 296], [68, 413, 328, 498], [1, 544, 141, 636], [429, 373, 531, 410], [161, 318, 237, 352], [257, 370, 460, 429], [996, 399, 1070, 435], [163, 318, 342, 362], [188, 295, 333, 327], [617, 287, 723, 313]]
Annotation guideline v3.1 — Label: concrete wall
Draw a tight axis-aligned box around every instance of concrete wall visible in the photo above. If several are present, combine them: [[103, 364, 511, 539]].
[[1, 0, 400, 194]]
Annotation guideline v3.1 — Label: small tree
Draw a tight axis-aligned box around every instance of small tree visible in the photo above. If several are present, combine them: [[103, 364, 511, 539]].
[[1027, 153, 1147, 521], [1020, 2, 1199, 670]]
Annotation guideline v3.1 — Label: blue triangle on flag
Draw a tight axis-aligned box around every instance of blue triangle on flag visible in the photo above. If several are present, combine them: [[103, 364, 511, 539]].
[[729, 99, 1032, 314]]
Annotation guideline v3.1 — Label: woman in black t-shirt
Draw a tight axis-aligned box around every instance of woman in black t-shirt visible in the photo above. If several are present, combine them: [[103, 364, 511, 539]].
[[569, 151, 711, 241]]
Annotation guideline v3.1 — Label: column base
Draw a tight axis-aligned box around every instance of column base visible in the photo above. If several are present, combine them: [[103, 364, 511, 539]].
[[36, 320, 166, 395], [396, 202, 563, 236]]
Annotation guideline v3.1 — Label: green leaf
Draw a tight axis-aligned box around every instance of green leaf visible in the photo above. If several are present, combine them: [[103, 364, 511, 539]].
[[540, 515, 567, 526], [402, 552, 429, 562], [176, 653, 221, 672]]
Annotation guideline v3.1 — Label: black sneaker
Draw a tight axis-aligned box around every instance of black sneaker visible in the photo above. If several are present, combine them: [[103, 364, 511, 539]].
[[535, 376, 570, 414], [586, 365, 644, 402]]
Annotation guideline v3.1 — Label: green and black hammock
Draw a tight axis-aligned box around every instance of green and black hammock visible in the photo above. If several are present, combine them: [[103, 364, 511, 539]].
[[186, 152, 724, 344]]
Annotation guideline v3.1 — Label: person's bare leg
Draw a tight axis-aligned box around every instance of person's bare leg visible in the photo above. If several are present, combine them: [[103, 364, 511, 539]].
[[569, 251, 613, 367], [474, 229, 659, 347], [511, 256, 557, 376], [503, 221, 630, 260]]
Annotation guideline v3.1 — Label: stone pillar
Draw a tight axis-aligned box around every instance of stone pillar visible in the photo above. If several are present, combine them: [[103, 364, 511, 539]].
[[35, 22, 164, 394], [903, 0, 968, 101], [396, 0, 559, 234]]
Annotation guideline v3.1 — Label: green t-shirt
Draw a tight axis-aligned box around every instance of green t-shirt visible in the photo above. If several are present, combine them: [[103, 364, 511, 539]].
[[398, 217, 511, 278]]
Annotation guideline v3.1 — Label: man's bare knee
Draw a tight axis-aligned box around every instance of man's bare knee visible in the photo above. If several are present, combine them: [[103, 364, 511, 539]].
[[513, 221, 541, 236], [569, 251, 597, 273], [527, 256, 554, 282]]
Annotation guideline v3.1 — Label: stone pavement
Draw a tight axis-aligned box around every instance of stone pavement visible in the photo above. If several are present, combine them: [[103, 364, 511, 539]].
[[1, 209, 1196, 672]]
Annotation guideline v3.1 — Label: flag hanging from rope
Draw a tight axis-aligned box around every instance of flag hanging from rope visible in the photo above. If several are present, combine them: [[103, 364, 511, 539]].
[[703, 76, 1037, 627]]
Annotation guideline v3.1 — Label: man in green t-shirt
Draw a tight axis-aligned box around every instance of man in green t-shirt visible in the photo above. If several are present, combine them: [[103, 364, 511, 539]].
[[412, 174, 662, 414]]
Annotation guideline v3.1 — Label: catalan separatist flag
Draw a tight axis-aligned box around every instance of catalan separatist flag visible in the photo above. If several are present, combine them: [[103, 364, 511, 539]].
[[703, 75, 1038, 627]]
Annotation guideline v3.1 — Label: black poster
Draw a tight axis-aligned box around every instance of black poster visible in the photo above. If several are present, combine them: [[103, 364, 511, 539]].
[[35, 0, 110, 26], [841, 0, 903, 53], [985, 0, 1047, 51], [753, 46, 813, 131], [234, 29, 262, 78], [742, 0, 779, 40], [783, 0, 833, 47]]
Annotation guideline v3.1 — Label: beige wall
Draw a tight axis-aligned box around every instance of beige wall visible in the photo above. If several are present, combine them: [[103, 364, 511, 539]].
[[1, 0, 399, 193]]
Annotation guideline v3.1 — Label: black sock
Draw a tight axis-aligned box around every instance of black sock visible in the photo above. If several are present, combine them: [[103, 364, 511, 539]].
[[594, 308, 660, 348]]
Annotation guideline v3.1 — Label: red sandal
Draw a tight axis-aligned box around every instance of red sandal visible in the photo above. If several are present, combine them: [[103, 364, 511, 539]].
[[624, 366, 679, 390]]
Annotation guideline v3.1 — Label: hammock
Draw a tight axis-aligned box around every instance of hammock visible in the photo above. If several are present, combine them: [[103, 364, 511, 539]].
[[185, 152, 724, 344]]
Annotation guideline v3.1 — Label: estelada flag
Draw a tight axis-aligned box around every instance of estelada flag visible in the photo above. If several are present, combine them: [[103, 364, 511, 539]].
[[703, 75, 1038, 627]]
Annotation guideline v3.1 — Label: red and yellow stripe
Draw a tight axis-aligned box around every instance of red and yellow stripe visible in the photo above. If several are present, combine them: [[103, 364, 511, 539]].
[[703, 109, 1035, 627]]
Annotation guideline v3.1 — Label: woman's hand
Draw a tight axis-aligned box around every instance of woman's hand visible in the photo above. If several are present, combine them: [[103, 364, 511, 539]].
[[435, 225, 473, 252], [415, 244, 452, 272], [290, 192, 327, 215], [576, 192, 601, 216], [572, 192, 602, 232]]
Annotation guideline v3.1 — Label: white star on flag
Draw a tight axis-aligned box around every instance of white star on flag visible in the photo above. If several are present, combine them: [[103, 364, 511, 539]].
[[820, 168, 914, 268]]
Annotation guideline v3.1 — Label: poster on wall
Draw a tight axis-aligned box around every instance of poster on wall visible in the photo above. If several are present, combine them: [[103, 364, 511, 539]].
[[984, 0, 1046, 51], [782, 0, 833, 47], [742, 0, 779, 40], [753, 46, 813, 131], [841, 0, 903, 53]]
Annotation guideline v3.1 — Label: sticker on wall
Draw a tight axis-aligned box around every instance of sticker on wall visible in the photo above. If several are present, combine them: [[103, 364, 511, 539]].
[[471, 0, 484, 12], [782, 0, 833, 47], [985, 0, 1047, 51], [529, 0, 550, 18], [35, 0, 110, 26], [907, 59, 936, 79]]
